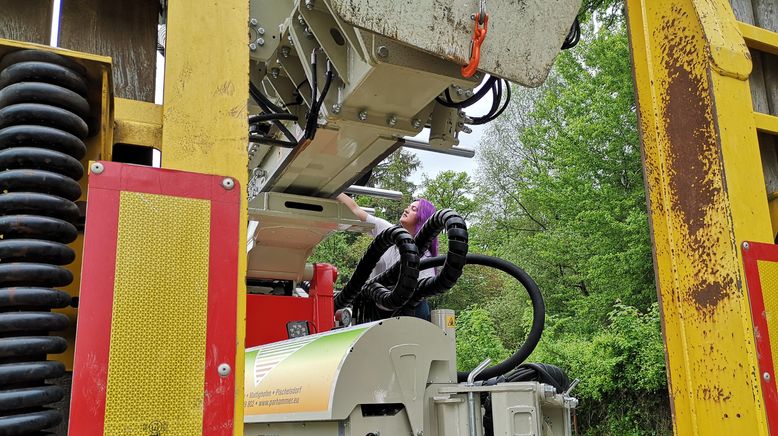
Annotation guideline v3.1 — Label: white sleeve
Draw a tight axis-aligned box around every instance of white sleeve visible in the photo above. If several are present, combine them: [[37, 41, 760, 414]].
[[365, 214, 393, 237], [419, 251, 436, 279]]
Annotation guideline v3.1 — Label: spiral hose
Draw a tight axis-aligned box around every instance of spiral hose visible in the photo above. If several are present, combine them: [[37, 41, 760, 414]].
[[0, 49, 90, 434], [364, 209, 468, 316], [334, 225, 419, 310]]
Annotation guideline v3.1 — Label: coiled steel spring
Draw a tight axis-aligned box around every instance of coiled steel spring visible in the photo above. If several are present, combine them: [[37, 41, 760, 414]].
[[0, 49, 90, 434]]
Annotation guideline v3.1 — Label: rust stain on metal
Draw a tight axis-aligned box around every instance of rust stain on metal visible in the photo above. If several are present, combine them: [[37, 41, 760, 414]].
[[692, 279, 731, 309], [701, 384, 733, 403], [657, 6, 734, 315]]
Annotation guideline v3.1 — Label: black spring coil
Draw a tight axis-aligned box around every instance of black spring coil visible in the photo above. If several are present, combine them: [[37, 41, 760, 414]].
[[0, 49, 90, 434]]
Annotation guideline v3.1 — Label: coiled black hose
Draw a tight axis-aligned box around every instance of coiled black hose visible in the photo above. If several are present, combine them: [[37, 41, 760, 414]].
[[361, 209, 467, 317], [334, 225, 419, 310], [337, 208, 545, 382], [0, 49, 90, 434], [416, 253, 546, 382]]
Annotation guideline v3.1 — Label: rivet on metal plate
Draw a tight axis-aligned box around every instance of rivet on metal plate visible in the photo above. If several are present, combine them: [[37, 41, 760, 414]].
[[90, 162, 104, 175], [218, 363, 231, 377], [222, 178, 235, 190]]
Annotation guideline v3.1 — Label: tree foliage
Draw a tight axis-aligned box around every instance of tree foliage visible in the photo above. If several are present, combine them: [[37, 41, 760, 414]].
[[419, 171, 479, 220], [471, 16, 669, 435], [455, 307, 510, 371], [369, 149, 421, 221]]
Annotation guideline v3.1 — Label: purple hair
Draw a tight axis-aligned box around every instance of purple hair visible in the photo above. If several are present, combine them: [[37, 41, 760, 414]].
[[413, 198, 438, 257]]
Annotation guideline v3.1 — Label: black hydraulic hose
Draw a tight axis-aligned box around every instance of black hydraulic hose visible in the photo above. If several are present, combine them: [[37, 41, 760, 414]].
[[368, 209, 468, 295], [468, 79, 511, 126], [248, 113, 298, 124], [305, 60, 334, 140], [503, 363, 570, 393], [361, 209, 467, 317], [334, 225, 419, 310], [406, 210, 468, 302], [249, 81, 285, 114], [436, 75, 496, 109], [311, 68, 333, 128], [248, 81, 299, 147], [490, 80, 511, 120], [248, 134, 298, 148], [467, 78, 501, 126], [416, 253, 545, 383], [561, 18, 581, 50]]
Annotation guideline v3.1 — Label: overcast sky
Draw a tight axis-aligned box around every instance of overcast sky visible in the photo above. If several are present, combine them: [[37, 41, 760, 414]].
[[407, 97, 493, 186]]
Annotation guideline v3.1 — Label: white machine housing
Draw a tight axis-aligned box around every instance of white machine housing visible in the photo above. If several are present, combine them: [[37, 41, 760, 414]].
[[243, 317, 577, 436]]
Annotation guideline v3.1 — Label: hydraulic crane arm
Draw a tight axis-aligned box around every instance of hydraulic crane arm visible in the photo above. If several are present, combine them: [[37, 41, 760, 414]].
[[244, 0, 581, 281]]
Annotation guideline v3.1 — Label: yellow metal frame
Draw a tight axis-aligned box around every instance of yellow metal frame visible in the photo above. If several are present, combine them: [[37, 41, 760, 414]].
[[114, 98, 163, 150], [627, 0, 773, 434], [107, 0, 249, 431], [158, 1, 248, 431]]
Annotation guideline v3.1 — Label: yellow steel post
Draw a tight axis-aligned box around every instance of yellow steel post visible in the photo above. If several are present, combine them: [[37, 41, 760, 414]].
[[626, 0, 772, 434], [160, 0, 249, 432]]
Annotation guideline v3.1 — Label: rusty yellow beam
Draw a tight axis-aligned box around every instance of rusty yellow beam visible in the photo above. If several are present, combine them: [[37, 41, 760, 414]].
[[738, 22, 778, 57], [627, 0, 772, 434], [114, 98, 163, 150]]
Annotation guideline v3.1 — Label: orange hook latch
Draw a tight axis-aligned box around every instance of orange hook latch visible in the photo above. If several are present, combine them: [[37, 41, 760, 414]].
[[461, 13, 489, 78]]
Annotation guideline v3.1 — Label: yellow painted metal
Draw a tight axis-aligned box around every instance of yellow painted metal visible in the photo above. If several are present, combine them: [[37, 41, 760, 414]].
[[738, 22, 778, 57], [691, 0, 751, 80], [114, 97, 163, 149], [626, 0, 772, 434], [755, 113, 778, 136], [104, 191, 211, 434], [757, 260, 778, 367], [0, 39, 114, 370], [159, 0, 249, 430], [768, 194, 778, 240]]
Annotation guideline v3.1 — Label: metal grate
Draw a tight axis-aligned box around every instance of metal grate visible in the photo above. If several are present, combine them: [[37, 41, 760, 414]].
[[758, 260, 778, 369], [104, 191, 211, 434]]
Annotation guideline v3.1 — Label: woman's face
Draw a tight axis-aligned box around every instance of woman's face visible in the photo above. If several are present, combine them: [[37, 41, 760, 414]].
[[400, 200, 420, 228]]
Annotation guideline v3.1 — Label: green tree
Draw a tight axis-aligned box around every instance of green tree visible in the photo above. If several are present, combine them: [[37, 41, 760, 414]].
[[455, 307, 510, 372], [474, 15, 667, 435], [532, 304, 671, 435], [419, 171, 479, 220], [368, 149, 421, 221], [477, 17, 654, 328]]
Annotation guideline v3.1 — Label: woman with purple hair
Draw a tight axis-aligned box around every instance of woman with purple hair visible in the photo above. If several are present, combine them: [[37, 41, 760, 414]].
[[337, 194, 439, 320]]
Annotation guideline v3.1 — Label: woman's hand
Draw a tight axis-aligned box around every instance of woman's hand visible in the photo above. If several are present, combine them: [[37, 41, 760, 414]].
[[337, 193, 368, 221]]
